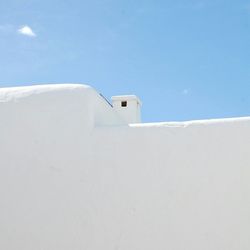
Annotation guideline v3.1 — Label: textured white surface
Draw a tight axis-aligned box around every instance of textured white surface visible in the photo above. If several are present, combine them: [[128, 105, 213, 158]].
[[0, 84, 250, 250]]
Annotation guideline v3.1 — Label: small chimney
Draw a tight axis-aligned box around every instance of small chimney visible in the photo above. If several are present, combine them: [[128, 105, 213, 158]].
[[111, 95, 142, 124]]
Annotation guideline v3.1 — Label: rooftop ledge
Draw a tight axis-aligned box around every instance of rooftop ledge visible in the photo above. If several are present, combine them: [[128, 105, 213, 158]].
[[130, 116, 250, 128], [0, 84, 249, 127]]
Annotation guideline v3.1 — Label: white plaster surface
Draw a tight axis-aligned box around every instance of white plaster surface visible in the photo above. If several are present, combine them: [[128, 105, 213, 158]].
[[0, 84, 250, 250], [112, 95, 142, 124]]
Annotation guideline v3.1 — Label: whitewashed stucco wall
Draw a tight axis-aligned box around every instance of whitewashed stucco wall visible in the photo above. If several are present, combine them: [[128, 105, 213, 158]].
[[0, 84, 250, 250]]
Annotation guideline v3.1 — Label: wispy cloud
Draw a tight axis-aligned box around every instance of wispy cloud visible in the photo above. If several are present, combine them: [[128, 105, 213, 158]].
[[17, 25, 36, 37], [182, 89, 189, 95]]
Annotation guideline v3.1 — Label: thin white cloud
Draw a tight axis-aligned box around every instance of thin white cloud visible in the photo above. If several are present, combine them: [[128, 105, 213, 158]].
[[182, 89, 189, 95], [17, 25, 36, 37]]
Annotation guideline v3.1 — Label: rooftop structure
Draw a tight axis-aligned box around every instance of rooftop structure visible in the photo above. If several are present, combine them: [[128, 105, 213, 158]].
[[111, 95, 142, 124]]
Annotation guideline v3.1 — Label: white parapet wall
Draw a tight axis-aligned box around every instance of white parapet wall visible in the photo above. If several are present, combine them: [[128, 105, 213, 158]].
[[0, 84, 250, 250]]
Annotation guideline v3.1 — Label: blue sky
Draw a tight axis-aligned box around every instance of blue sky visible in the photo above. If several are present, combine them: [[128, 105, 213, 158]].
[[0, 0, 250, 122]]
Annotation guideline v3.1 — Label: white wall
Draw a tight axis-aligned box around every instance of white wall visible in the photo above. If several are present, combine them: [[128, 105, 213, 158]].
[[1, 84, 250, 250]]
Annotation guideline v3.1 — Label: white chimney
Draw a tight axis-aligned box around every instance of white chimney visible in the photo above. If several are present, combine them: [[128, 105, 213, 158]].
[[111, 95, 142, 124]]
